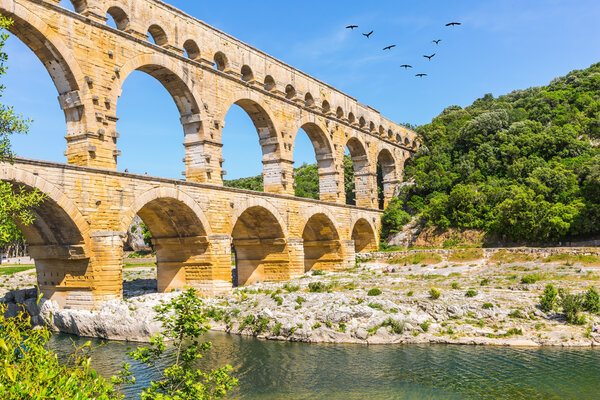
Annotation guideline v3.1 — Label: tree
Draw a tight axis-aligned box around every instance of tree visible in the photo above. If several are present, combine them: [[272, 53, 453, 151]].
[[380, 197, 411, 239], [0, 16, 44, 246], [126, 288, 238, 399]]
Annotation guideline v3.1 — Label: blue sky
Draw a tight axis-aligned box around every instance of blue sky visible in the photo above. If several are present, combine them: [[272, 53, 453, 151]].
[[4, 0, 600, 179]]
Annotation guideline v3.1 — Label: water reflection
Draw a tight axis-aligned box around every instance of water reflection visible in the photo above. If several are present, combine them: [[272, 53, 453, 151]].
[[49, 332, 600, 399]]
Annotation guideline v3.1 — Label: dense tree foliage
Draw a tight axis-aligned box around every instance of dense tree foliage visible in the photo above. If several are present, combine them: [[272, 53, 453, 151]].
[[401, 62, 600, 242], [0, 17, 44, 246]]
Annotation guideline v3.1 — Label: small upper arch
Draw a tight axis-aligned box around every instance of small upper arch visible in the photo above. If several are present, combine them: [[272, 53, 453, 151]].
[[322, 100, 331, 114], [105, 6, 130, 31], [348, 112, 356, 125], [336, 106, 344, 119], [358, 116, 366, 128], [147, 24, 169, 47], [213, 51, 229, 71], [304, 92, 315, 107], [241, 65, 254, 82], [264, 75, 276, 91], [183, 39, 201, 60], [285, 84, 296, 100]]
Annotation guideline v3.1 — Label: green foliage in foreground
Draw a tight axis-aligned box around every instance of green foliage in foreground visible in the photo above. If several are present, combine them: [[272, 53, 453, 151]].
[[0, 289, 237, 399], [0, 17, 44, 245], [380, 197, 411, 239], [126, 288, 238, 399], [0, 299, 123, 399], [401, 62, 600, 242], [539, 285, 600, 324]]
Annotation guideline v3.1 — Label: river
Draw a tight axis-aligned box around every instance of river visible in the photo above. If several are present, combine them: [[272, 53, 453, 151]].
[[49, 332, 600, 399]]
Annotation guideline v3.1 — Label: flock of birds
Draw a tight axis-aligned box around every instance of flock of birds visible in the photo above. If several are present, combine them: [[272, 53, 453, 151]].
[[345, 22, 462, 78]]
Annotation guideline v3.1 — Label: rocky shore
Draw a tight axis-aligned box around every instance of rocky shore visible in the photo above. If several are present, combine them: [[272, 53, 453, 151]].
[[3, 252, 600, 347]]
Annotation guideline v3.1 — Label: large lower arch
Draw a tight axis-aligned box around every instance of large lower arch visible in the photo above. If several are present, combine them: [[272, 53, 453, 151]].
[[220, 97, 284, 192], [0, 167, 92, 308], [377, 148, 397, 209], [126, 189, 212, 293], [231, 206, 289, 285], [345, 137, 373, 207], [295, 122, 338, 202], [302, 213, 343, 272], [351, 218, 378, 253]]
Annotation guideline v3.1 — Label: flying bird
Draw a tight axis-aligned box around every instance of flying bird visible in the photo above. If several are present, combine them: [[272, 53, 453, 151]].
[[363, 30, 373, 38], [383, 45, 396, 51], [445, 22, 461, 27], [416, 73, 427, 78], [424, 53, 436, 60], [346, 25, 358, 29], [400, 64, 413, 69], [433, 39, 442, 44]]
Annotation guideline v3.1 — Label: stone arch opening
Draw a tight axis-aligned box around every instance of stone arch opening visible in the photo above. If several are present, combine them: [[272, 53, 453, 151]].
[[345, 137, 371, 207], [106, 6, 129, 31], [115, 60, 199, 176], [369, 121, 376, 132], [221, 99, 281, 191], [294, 122, 337, 202], [379, 125, 385, 136], [302, 213, 342, 272], [377, 149, 397, 209], [134, 197, 209, 293], [352, 218, 378, 253], [285, 84, 296, 100], [264, 75, 276, 91], [336, 106, 344, 119], [183, 39, 200, 60], [1, 181, 89, 308], [348, 112, 356, 125], [231, 206, 288, 286], [404, 137, 410, 147], [388, 129, 394, 139], [359, 116, 366, 128], [396, 134, 402, 143], [322, 100, 331, 114], [241, 65, 254, 82], [147, 24, 168, 47], [213, 52, 228, 71], [305, 92, 315, 107]]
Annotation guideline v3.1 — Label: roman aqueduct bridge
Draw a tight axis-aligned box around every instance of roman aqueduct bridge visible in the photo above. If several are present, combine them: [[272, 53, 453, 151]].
[[0, 0, 418, 309]]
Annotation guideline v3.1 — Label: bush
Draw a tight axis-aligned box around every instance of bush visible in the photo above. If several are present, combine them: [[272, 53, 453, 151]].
[[272, 323, 282, 336], [420, 320, 431, 332], [559, 289, 586, 325], [539, 284, 558, 312], [584, 287, 600, 313], [465, 289, 478, 298], [308, 282, 331, 293], [429, 288, 441, 299], [521, 274, 542, 284], [381, 317, 405, 334], [311, 269, 326, 276], [406, 290, 414, 297], [381, 197, 411, 239], [283, 283, 300, 292], [480, 278, 490, 286], [482, 303, 494, 309], [367, 288, 382, 296]]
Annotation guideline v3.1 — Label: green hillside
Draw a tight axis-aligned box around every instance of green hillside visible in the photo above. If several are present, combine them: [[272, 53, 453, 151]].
[[400, 62, 600, 242]]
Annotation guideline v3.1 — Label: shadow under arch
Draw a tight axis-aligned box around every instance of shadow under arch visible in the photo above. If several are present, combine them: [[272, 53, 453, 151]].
[[0, 167, 91, 307], [295, 122, 337, 202], [302, 212, 343, 272], [231, 205, 288, 286], [345, 136, 371, 207], [351, 218, 378, 253], [127, 193, 211, 293], [377, 148, 397, 209]]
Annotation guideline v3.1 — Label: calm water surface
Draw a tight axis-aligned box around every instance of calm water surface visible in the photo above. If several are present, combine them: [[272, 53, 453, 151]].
[[49, 332, 600, 399]]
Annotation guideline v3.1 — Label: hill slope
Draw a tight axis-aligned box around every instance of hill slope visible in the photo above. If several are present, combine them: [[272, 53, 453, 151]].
[[401, 62, 600, 242]]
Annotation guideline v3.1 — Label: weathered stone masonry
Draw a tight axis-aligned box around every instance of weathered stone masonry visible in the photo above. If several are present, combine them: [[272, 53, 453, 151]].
[[1, 0, 418, 309]]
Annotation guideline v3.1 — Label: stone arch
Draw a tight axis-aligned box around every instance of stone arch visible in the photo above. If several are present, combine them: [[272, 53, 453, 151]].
[[183, 39, 201, 60], [322, 100, 331, 114], [69, 0, 87, 13], [377, 148, 397, 209], [336, 106, 344, 119], [213, 51, 228, 71], [285, 84, 296, 100], [117, 54, 201, 118], [304, 92, 315, 107], [147, 24, 169, 46], [124, 187, 212, 293], [0, 6, 83, 96], [264, 75, 276, 91], [359, 116, 366, 128], [348, 112, 356, 125], [241, 65, 254, 82], [388, 129, 394, 139], [345, 136, 370, 207], [231, 205, 289, 286], [351, 218, 378, 253], [404, 137, 410, 146], [396, 133, 402, 143], [0, 166, 91, 307], [369, 121, 376, 132], [219, 96, 282, 188], [302, 212, 343, 272], [294, 121, 337, 202], [105, 6, 130, 31], [379, 125, 385, 136]]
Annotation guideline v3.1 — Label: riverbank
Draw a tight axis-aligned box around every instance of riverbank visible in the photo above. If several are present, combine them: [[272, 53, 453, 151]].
[[3, 253, 600, 346]]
